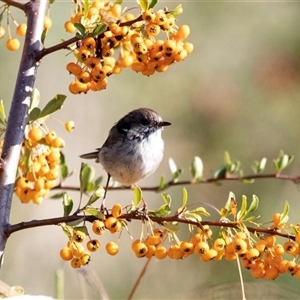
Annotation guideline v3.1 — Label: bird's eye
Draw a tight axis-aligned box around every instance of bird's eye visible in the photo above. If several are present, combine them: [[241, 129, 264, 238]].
[[141, 119, 150, 126]]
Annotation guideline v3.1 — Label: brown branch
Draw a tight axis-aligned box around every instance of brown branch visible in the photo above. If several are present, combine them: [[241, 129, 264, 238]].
[[5, 211, 294, 242], [0, 0, 26, 11], [34, 15, 144, 61], [53, 172, 300, 194]]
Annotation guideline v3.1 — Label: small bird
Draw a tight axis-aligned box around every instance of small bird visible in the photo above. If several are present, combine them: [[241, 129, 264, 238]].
[[80, 108, 171, 201]]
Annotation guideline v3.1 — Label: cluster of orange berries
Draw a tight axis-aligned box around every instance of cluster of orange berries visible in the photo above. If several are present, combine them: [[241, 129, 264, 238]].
[[59, 205, 300, 281], [59, 203, 123, 268], [15, 121, 74, 204], [65, 1, 193, 94], [0, 4, 53, 51]]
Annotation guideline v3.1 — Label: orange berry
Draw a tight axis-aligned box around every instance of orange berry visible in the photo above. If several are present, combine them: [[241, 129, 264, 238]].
[[146, 23, 160, 37], [111, 4, 122, 18], [70, 257, 81, 268], [60, 247, 73, 261], [64, 21, 76, 33], [87, 239, 101, 252], [28, 127, 43, 142], [194, 241, 209, 255], [6, 38, 20, 51], [180, 241, 194, 253], [106, 242, 119, 255], [44, 16, 52, 29], [72, 230, 86, 243], [177, 24, 190, 40], [246, 248, 260, 261], [111, 203, 122, 218], [16, 23, 27, 36], [92, 220, 105, 235], [80, 251, 91, 266], [65, 120, 75, 132], [0, 26, 5, 39], [66, 62, 82, 76], [233, 238, 247, 255], [155, 246, 167, 259]]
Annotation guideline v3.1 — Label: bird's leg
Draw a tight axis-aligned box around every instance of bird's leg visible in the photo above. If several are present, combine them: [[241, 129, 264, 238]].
[[101, 173, 111, 212]]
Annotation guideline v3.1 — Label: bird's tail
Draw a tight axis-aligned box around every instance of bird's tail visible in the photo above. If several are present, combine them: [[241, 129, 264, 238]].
[[80, 149, 100, 159]]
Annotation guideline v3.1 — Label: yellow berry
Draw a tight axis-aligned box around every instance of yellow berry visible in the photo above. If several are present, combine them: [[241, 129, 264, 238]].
[[64, 21, 76, 33], [106, 242, 119, 255], [80, 251, 91, 266], [60, 247, 73, 261], [111, 203, 122, 218], [70, 257, 81, 268], [16, 23, 27, 36], [51, 136, 65, 148], [111, 4, 122, 18], [6, 38, 20, 51], [233, 238, 247, 255], [72, 230, 86, 243], [28, 127, 43, 142], [177, 24, 190, 40], [87, 239, 101, 252], [180, 241, 194, 254], [213, 238, 226, 251], [194, 241, 209, 255], [70, 242, 85, 257], [155, 246, 167, 259], [246, 248, 260, 261], [146, 23, 160, 37], [65, 120, 75, 132], [66, 62, 82, 76], [44, 16, 52, 29], [0, 26, 5, 39], [92, 220, 105, 235]]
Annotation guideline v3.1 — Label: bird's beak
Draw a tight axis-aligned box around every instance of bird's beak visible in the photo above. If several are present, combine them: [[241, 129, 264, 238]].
[[160, 121, 171, 127]]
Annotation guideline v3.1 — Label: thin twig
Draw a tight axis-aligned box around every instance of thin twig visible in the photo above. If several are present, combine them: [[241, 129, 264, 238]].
[[0, 0, 26, 11], [53, 172, 300, 194]]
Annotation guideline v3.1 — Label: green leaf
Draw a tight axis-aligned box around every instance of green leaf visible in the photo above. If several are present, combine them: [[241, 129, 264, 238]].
[[73, 225, 88, 235], [182, 188, 188, 208], [273, 151, 294, 173], [116, 0, 123, 4], [92, 24, 107, 37], [61, 164, 69, 179], [137, 0, 148, 11], [224, 191, 235, 211], [94, 176, 103, 186], [187, 207, 210, 217], [148, 0, 158, 9], [224, 151, 231, 165], [169, 4, 183, 16], [74, 23, 86, 36], [39, 94, 66, 119], [80, 163, 95, 194], [149, 204, 171, 217], [86, 186, 105, 206], [161, 193, 171, 206], [0, 100, 7, 124], [28, 108, 41, 122], [214, 165, 227, 179], [63, 193, 73, 217], [162, 221, 179, 232], [158, 175, 166, 190], [41, 28, 48, 44], [183, 212, 202, 223], [50, 193, 65, 199], [169, 158, 177, 174], [190, 156, 203, 181], [237, 195, 247, 220], [133, 186, 142, 207], [280, 200, 289, 224], [83, 0, 90, 17], [83, 207, 103, 218], [66, 218, 85, 227], [247, 194, 259, 214]]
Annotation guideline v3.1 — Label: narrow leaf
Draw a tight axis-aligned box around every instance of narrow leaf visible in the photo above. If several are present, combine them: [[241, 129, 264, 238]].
[[158, 175, 166, 190], [41, 28, 48, 44], [0, 100, 6, 124], [80, 163, 95, 193], [188, 207, 210, 217], [182, 187, 188, 208], [137, 0, 148, 11], [63, 193, 73, 216], [162, 221, 179, 232], [169, 158, 177, 174], [28, 107, 41, 121], [190, 156, 203, 181], [38, 94, 66, 119], [92, 24, 107, 37], [161, 193, 171, 206], [237, 195, 247, 220], [214, 165, 227, 179], [148, 0, 157, 9], [86, 186, 105, 206], [133, 186, 142, 207], [247, 195, 259, 214], [74, 23, 86, 36], [169, 4, 183, 16]]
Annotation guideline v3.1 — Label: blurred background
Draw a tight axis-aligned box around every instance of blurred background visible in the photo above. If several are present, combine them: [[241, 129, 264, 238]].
[[1, 0, 300, 299]]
